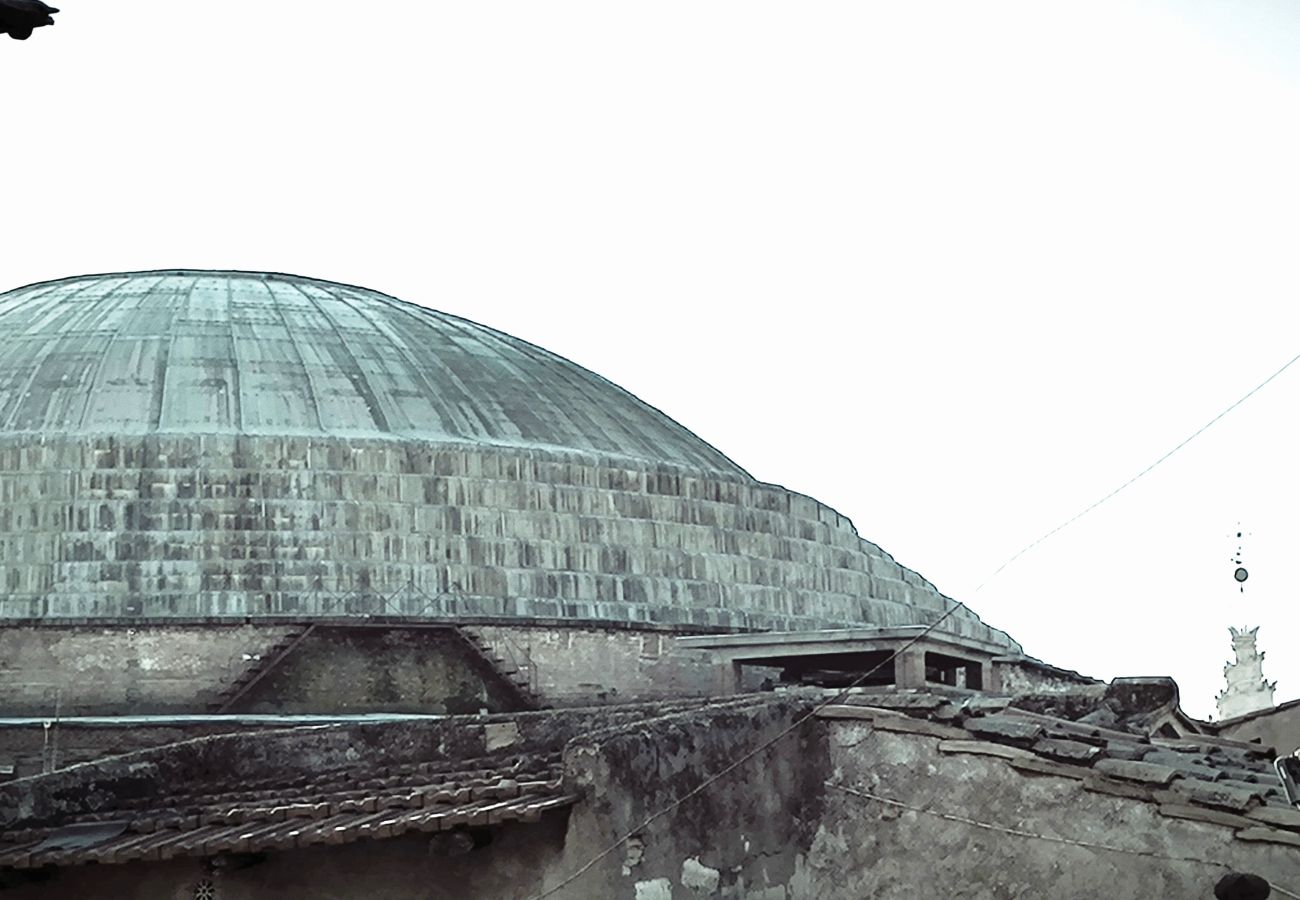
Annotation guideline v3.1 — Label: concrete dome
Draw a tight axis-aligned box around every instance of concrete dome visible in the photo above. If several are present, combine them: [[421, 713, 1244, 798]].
[[0, 270, 1018, 651], [0, 271, 743, 475]]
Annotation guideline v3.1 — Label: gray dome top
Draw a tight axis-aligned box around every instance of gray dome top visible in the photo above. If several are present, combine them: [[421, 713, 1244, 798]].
[[0, 270, 746, 475]]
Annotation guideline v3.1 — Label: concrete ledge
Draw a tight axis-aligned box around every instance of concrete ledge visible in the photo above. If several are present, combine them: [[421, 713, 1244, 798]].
[[675, 626, 1010, 656], [0, 615, 748, 636]]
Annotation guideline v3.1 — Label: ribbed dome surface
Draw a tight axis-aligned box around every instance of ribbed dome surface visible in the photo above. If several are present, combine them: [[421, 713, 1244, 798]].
[[0, 271, 745, 476]]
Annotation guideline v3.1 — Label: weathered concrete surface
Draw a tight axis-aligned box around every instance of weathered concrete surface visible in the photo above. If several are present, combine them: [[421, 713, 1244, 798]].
[[478, 624, 725, 704], [556, 695, 827, 899], [807, 723, 1296, 899], [0, 624, 295, 715], [231, 625, 525, 715], [0, 622, 733, 719], [991, 655, 1100, 695], [0, 719, 306, 782], [1217, 698, 1300, 756]]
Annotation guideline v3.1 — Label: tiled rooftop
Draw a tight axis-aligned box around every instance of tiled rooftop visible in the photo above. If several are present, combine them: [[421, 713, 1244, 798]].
[[817, 681, 1300, 849], [0, 750, 573, 868], [0, 697, 752, 870], [0, 695, 783, 870]]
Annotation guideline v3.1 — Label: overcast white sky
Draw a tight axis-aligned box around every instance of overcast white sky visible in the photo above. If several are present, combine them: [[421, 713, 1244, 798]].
[[3, 2, 1299, 718]]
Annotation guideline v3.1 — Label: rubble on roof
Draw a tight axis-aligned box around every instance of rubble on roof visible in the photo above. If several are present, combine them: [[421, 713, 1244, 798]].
[[0, 695, 781, 870], [819, 677, 1300, 848]]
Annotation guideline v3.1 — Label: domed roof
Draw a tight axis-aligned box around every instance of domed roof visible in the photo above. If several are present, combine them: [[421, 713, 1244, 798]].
[[0, 270, 746, 475]]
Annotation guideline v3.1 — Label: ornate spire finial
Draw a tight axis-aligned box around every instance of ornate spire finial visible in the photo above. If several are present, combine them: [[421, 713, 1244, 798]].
[[1216, 626, 1275, 720]]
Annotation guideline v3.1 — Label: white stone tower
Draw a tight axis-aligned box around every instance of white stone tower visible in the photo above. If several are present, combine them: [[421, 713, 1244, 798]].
[[1216, 626, 1276, 720]]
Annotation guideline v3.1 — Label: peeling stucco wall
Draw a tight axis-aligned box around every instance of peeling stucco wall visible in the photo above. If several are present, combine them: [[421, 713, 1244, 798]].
[[809, 722, 1296, 899], [555, 695, 826, 899], [993, 657, 1099, 695], [0, 622, 730, 720], [0, 625, 295, 715], [231, 626, 523, 715], [1217, 700, 1300, 756], [479, 625, 721, 704]]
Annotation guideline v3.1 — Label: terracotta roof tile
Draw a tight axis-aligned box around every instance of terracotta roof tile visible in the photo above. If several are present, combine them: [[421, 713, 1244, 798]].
[[0, 752, 573, 868]]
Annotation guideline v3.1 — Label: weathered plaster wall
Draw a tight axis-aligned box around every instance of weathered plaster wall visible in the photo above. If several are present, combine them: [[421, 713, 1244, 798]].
[[0, 721, 290, 782], [0, 622, 736, 719], [555, 696, 826, 899], [233, 626, 522, 715], [478, 624, 724, 704], [0, 625, 294, 715], [992, 656, 1100, 694], [0, 435, 1016, 647], [807, 722, 1297, 898], [1217, 699, 1300, 756]]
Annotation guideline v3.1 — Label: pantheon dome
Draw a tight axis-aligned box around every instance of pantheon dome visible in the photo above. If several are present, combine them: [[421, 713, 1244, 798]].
[[0, 270, 1017, 649]]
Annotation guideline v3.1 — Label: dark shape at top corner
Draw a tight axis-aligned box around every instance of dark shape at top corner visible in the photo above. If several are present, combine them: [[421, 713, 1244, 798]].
[[0, 0, 58, 41]]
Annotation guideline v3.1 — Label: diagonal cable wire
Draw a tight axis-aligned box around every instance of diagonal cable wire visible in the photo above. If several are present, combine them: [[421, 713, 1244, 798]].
[[524, 599, 973, 900], [973, 349, 1300, 593], [533, 349, 1300, 897]]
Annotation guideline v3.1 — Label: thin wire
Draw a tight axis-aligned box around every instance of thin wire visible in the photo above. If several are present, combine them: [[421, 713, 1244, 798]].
[[531, 350, 1300, 898], [828, 782, 1300, 898], [973, 349, 1300, 593], [525, 599, 972, 900]]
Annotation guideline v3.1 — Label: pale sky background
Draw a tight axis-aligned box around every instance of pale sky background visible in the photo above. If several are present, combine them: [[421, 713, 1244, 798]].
[[3, 2, 1299, 718]]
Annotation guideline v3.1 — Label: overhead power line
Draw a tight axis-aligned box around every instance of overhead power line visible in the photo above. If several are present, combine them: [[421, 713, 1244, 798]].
[[529, 350, 1300, 899], [973, 348, 1300, 593], [524, 599, 971, 900]]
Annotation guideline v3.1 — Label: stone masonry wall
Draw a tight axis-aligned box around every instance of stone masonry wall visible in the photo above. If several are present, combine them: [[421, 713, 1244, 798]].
[[0, 721, 289, 783], [0, 623, 730, 719], [0, 624, 295, 716], [0, 434, 1016, 647], [477, 624, 723, 705], [231, 626, 524, 715], [993, 657, 1101, 695], [809, 722, 1296, 898], [1217, 700, 1300, 756]]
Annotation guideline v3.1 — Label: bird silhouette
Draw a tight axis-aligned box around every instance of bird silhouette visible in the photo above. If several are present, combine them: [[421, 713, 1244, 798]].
[[0, 0, 58, 40]]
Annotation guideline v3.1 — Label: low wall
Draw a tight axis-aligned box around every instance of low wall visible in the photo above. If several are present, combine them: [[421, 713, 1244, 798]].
[[810, 721, 1296, 898], [0, 624, 295, 715], [230, 626, 523, 715], [993, 655, 1101, 694], [0, 621, 741, 718], [477, 624, 745, 704], [1217, 699, 1300, 756]]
